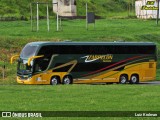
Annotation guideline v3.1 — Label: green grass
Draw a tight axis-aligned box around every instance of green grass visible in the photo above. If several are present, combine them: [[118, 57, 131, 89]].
[[0, 84, 159, 120], [1, 19, 160, 43], [0, 84, 160, 111], [1, 83, 159, 120]]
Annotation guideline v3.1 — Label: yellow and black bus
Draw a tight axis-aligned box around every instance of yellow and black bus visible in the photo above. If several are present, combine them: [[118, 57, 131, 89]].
[[11, 42, 157, 85]]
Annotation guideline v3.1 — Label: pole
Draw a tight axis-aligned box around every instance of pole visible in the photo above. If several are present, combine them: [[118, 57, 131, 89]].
[[128, 2, 130, 16], [57, 2, 59, 31], [2, 62, 5, 80], [70, 0, 72, 13], [86, 3, 88, 30], [37, 2, 39, 31], [30, 3, 33, 31], [47, 4, 49, 31], [60, 17, 62, 30], [132, 0, 134, 14], [157, 0, 159, 25]]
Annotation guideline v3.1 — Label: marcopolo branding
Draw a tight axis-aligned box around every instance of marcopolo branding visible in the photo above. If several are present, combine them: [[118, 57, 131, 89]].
[[141, 1, 158, 10], [81, 54, 113, 63]]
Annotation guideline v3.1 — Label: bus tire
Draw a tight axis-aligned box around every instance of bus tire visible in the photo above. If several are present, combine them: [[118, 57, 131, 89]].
[[119, 74, 128, 84], [62, 75, 72, 85], [50, 76, 60, 85], [130, 74, 139, 84]]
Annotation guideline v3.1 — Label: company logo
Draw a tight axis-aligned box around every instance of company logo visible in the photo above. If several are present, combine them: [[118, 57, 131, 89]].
[[1, 112, 42, 118], [81, 55, 113, 63], [141, 1, 158, 10], [2, 112, 11, 117], [147, 1, 155, 5]]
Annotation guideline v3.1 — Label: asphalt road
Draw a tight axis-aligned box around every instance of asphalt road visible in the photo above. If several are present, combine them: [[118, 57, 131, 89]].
[[139, 81, 160, 85]]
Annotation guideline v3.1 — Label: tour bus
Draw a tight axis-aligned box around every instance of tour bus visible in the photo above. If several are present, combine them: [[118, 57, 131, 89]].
[[11, 42, 157, 85]]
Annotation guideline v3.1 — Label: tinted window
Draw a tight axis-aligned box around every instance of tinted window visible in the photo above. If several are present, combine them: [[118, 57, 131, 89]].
[[37, 45, 156, 55]]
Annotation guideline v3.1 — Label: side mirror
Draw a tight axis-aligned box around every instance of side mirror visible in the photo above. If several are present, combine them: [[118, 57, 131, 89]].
[[28, 55, 44, 66], [10, 55, 20, 64]]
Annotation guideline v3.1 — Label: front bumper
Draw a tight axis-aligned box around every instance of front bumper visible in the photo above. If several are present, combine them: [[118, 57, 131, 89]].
[[17, 76, 34, 84]]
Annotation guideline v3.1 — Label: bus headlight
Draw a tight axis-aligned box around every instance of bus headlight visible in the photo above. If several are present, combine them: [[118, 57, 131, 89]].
[[27, 77, 32, 81]]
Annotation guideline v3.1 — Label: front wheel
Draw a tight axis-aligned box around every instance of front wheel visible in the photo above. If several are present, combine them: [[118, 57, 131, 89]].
[[62, 76, 72, 85]]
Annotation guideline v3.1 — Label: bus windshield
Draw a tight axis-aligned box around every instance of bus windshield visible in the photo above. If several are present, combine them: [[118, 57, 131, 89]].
[[20, 44, 39, 58], [17, 60, 32, 75]]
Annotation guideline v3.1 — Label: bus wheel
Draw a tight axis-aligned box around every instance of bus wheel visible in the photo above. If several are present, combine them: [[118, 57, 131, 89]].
[[62, 76, 72, 85], [50, 76, 60, 85], [130, 75, 139, 84], [119, 75, 127, 84]]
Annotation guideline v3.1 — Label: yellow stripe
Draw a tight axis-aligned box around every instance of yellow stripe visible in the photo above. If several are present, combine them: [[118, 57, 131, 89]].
[[83, 57, 154, 79]]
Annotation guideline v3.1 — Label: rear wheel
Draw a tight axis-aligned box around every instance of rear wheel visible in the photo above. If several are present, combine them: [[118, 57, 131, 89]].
[[119, 75, 128, 84], [62, 76, 72, 85], [130, 75, 139, 84], [50, 76, 60, 85]]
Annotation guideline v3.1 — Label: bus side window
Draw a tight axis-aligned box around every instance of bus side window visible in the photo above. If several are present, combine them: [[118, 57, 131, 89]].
[[35, 64, 42, 72]]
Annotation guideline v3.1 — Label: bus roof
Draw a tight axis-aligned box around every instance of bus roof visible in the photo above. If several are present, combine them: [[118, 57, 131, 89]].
[[28, 41, 156, 46]]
